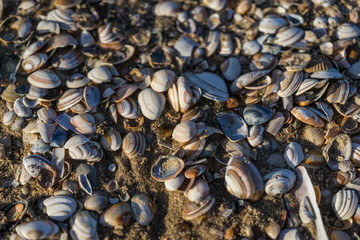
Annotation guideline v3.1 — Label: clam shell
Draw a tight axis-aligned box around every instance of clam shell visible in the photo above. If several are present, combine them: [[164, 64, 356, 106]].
[[348, 61, 360, 79], [54, 49, 84, 71], [22, 53, 48, 73], [13, 98, 31, 118], [174, 35, 199, 58], [202, 0, 226, 11], [138, 88, 165, 120], [182, 136, 206, 160], [326, 79, 349, 104], [310, 68, 342, 79], [69, 211, 98, 240], [264, 169, 296, 196], [43, 195, 76, 221], [16, 220, 59, 240], [247, 125, 264, 147], [221, 57, 241, 81], [305, 55, 333, 73], [323, 134, 352, 171], [131, 193, 156, 226], [66, 73, 89, 89], [274, 26, 304, 46], [165, 173, 185, 191], [37, 107, 56, 123], [332, 190, 358, 221], [100, 129, 122, 152], [290, 106, 324, 127], [217, 112, 248, 142], [3, 111, 16, 126], [250, 53, 278, 71], [47, 9, 77, 31], [37, 122, 56, 143], [336, 23, 360, 39], [259, 15, 287, 34], [221, 138, 251, 157], [116, 98, 141, 119], [70, 114, 96, 135], [64, 135, 89, 149], [225, 156, 264, 201], [243, 105, 274, 126], [87, 66, 112, 84], [182, 195, 215, 220], [151, 156, 185, 181], [153, 1, 181, 17], [23, 154, 51, 177], [83, 85, 100, 108], [284, 142, 304, 169], [36, 20, 60, 35], [151, 69, 176, 92], [84, 191, 108, 211], [99, 202, 132, 229], [172, 121, 197, 143], [219, 33, 233, 57], [113, 84, 138, 103], [242, 40, 261, 56], [230, 70, 271, 93], [184, 71, 229, 102], [46, 33, 77, 52], [122, 131, 146, 159], [187, 179, 210, 203], [206, 30, 220, 57], [265, 112, 285, 136], [168, 76, 193, 113], [278, 71, 303, 98], [23, 41, 46, 59], [27, 69, 61, 89]]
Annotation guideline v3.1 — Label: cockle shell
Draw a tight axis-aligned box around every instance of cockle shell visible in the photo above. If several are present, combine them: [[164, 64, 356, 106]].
[[16, 220, 59, 240], [43, 195, 76, 221], [332, 190, 358, 221], [184, 71, 229, 102], [138, 88, 165, 120], [122, 131, 146, 159], [264, 169, 296, 196], [131, 193, 156, 226], [69, 211, 98, 240], [225, 156, 264, 201], [27, 69, 61, 89], [284, 142, 304, 169]]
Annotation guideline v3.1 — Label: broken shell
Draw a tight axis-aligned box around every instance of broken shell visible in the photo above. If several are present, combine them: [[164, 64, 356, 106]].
[[323, 134, 352, 171], [182, 195, 215, 220], [69, 211, 98, 240], [151, 69, 176, 93], [274, 26, 304, 47], [99, 202, 132, 229], [265, 112, 285, 136], [84, 191, 108, 211], [16, 220, 59, 240], [284, 142, 304, 169], [27, 69, 61, 89], [22, 154, 51, 177], [332, 189, 358, 221], [335, 23, 360, 39], [243, 105, 274, 126], [172, 121, 197, 143], [122, 131, 146, 159], [205, 30, 220, 57], [43, 195, 76, 221], [131, 193, 156, 226], [187, 179, 210, 203], [290, 106, 324, 127], [138, 88, 165, 120], [264, 169, 296, 196], [151, 156, 185, 181], [230, 70, 271, 93], [326, 79, 349, 104], [225, 156, 264, 201], [23, 41, 46, 59], [217, 112, 248, 142]]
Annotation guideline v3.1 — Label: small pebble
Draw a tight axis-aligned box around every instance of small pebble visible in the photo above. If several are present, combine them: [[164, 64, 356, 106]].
[[265, 221, 280, 239], [266, 153, 286, 167], [108, 163, 117, 172]]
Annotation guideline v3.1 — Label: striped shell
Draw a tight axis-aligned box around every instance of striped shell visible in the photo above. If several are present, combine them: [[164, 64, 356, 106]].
[[27, 69, 61, 89], [332, 190, 358, 221], [122, 131, 146, 159], [138, 88, 165, 120], [43, 195, 76, 221], [264, 169, 296, 196], [16, 220, 59, 240]]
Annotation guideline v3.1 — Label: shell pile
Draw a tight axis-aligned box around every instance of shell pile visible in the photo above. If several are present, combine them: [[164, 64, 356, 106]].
[[1, 0, 360, 239]]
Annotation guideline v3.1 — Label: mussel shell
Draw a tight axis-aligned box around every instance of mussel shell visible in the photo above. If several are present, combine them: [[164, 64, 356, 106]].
[[217, 112, 248, 142], [243, 105, 274, 126]]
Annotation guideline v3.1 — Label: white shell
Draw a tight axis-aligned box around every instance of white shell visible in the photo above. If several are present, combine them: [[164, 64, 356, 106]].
[[36, 20, 60, 35], [332, 189, 358, 221], [27, 69, 61, 89], [23, 154, 50, 177], [172, 121, 197, 143], [151, 69, 176, 92], [274, 26, 304, 47], [259, 15, 287, 34], [87, 66, 112, 84], [16, 220, 59, 240], [153, 1, 181, 17], [187, 179, 210, 202], [69, 211, 99, 240], [264, 169, 296, 196], [138, 88, 166, 120], [47, 9, 77, 31], [168, 77, 193, 113], [284, 142, 304, 168], [336, 23, 360, 39], [43, 195, 77, 221], [202, 0, 227, 11]]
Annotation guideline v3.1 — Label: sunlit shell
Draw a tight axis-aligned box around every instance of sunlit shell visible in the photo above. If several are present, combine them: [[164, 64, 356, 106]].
[[69, 211, 98, 240], [57, 88, 83, 112], [274, 26, 304, 46], [47, 9, 77, 31], [100, 129, 122, 152], [332, 190, 358, 221], [151, 156, 185, 181], [138, 88, 165, 120], [43, 195, 76, 221], [27, 69, 61, 89], [46, 33, 77, 52], [168, 77, 193, 113], [99, 202, 132, 229], [335, 23, 360, 39], [217, 112, 248, 142], [206, 30, 220, 57], [36, 20, 60, 35], [202, 0, 226, 11], [243, 105, 274, 126], [54, 0, 81, 9], [22, 53, 48, 73], [66, 73, 89, 89], [187, 179, 210, 203], [225, 156, 264, 201], [70, 114, 96, 135], [259, 15, 287, 34], [23, 41, 46, 59], [87, 66, 112, 83], [151, 69, 176, 92], [84, 191, 108, 211], [290, 106, 324, 127], [153, 1, 181, 17], [326, 79, 350, 104], [264, 169, 296, 196], [284, 142, 304, 169], [131, 193, 156, 226], [16, 220, 59, 240], [122, 131, 146, 159], [172, 121, 197, 143], [182, 195, 215, 220], [323, 134, 352, 171], [22, 154, 51, 177]]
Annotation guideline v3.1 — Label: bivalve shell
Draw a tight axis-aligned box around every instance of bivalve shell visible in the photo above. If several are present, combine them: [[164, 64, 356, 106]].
[[122, 131, 146, 159], [274, 26, 304, 47], [187, 179, 210, 203], [225, 156, 264, 201], [290, 106, 324, 127], [202, 0, 226, 11], [182, 195, 215, 220], [84, 192, 108, 211], [243, 105, 274, 126], [27, 69, 61, 89], [168, 76, 193, 113], [138, 88, 165, 120], [264, 169, 296, 196], [172, 121, 197, 143], [22, 53, 48, 73], [131, 193, 156, 226], [23, 154, 51, 177], [259, 15, 287, 34], [43, 195, 76, 221], [151, 69, 176, 92], [332, 190, 358, 221], [99, 202, 132, 229], [221, 57, 241, 81], [16, 220, 59, 240], [151, 156, 185, 181], [284, 142, 304, 169], [87, 66, 112, 84], [323, 134, 352, 171], [100, 129, 122, 152], [217, 112, 248, 142], [69, 211, 98, 240], [70, 114, 96, 135], [336, 23, 360, 39], [153, 1, 181, 17]]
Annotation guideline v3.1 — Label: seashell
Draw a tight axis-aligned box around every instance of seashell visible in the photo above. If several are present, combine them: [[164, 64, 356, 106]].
[[37, 122, 56, 143], [250, 53, 278, 72], [176, 17, 197, 35], [207, 13, 221, 30], [247, 125, 264, 147], [348, 61, 360, 79], [87, 66, 112, 84], [99, 202, 132, 229], [230, 70, 271, 93], [165, 172, 185, 191], [295, 78, 319, 96], [5, 201, 28, 223], [36, 20, 60, 35], [225, 156, 264, 201], [320, 42, 333, 56], [265, 112, 285, 136], [351, 142, 360, 167], [310, 68, 342, 79], [83, 85, 100, 108], [168, 77, 193, 113], [235, 0, 251, 15], [131, 193, 156, 226], [278, 229, 302, 240], [138, 88, 166, 120], [69, 211, 98, 240], [47, 9, 77, 31], [221, 138, 251, 157], [13, 98, 31, 118], [151, 69, 176, 92], [106, 179, 118, 193], [46, 34, 77, 52], [284, 142, 304, 169], [31, 138, 50, 153], [277, 71, 303, 98], [153, 1, 181, 17], [57, 89, 84, 112], [206, 31, 220, 57], [241, 40, 261, 56], [66, 73, 89, 89], [53, 49, 84, 71], [172, 121, 197, 143], [174, 35, 199, 58], [202, 0, 227, 11], [191, 6, 208, 23], [116, 98, 141, 119], [54, 0, 81, 9], [332, 190, 358, 221], [243, 105, 274, 126], [70, 114, 96, 135], [274, 26, 304, 47], [287, 13, 304, 26], [100, 129, 122, 152], [259, 15, 287, 34], [78, 173, 93, 195], [22, 53, 48, 73], [43, 195, 76, 221], [187, 179, 209, 203], [122, 131, 146, 159], [23, 41, 46, 59], [331, 230, 351, 240], [112, 84, 138, 103], [16, 220, 59, 240], [335, 23, 360, 40], [220, 57, 241, 81], [182, 195, 215, 220], [80, 29, 95, 48], [22, 154, 51, 177], [323, 134, 352, 171], [27, 69, 61, 89], [219, 33, 233, 57], [37, 107, 56, 123], [290, 106, 324, 127], [84, 191, 108, 211], [264, 169, 296, 196], [182, 136, 206, 160], [3, 111, 16, 126], [217, 111, 248, 142], [151, 156, 185, 181], [184, 165, 206, 178]]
